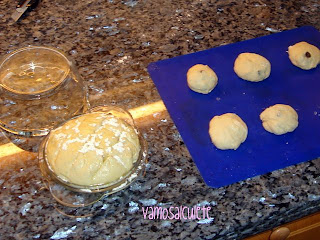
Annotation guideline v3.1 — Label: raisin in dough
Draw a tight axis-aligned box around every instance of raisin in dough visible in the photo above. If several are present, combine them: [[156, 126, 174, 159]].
[[209, 113, 248, 150], [288, 42, 320, 70], [187, 64, 218, 94], [260, 104, 298, 135], [234, 53, 271, 82], [46, 112, 140, 186]]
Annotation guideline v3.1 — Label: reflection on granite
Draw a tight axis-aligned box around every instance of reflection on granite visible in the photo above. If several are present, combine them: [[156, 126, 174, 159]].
[[0, 0, 320, 239]]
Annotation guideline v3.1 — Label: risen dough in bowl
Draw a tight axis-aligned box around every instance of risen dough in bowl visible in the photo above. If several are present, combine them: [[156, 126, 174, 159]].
[[45, 112, 140, 186], [209, 113, 248, 150], [260, 104, 298, 135], [234, 53, 271, 82]]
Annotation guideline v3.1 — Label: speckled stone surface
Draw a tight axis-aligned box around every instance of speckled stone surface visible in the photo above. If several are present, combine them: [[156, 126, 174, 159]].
[[0, 0, 320, 239]]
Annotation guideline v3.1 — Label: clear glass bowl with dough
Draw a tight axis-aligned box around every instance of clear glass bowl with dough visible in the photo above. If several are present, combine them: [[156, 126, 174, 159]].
[[0, 46, 89, 137], [38, 106, 148, 207]]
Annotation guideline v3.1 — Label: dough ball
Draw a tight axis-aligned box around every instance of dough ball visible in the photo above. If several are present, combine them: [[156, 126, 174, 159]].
[[234, 53, 271, 82], [260, 104, 298, 135], [187, 64, 218, 94], [46, 112, 141, 186], [209, 113, 248, 150], [288, 42, 320, 70]]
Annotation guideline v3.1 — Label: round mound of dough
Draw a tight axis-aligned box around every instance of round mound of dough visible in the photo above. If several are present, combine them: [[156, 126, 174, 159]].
[[234, 53, 271, 82], [209, 113, 248, 150], [288, 42, 320, 70], [46, 112, 140, 186], [187, 64, 218, 94], [260, 104, 298, 135]]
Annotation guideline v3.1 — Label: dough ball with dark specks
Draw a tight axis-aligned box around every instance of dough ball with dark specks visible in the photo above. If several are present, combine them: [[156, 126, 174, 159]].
[[260, 104, 298, 135], [234, 53, 271, 82], [288, 42, 320, 70], [187, 64, 218, 94]]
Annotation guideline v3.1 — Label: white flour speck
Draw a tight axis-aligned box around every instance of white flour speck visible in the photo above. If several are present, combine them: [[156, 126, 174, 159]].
[[105, 138, 110, 146], [113, 129, 121, 137], [104, 117, 119, 127], [73, 121, 81, 133], [78, 138, 104, 156], [106, 147, 112, 153], [113, 142, 125, 152], [54, 133, 67, 140]]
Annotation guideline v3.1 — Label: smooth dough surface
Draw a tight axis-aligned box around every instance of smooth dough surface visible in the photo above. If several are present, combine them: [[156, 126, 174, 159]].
[[260, 104, 298, 135], [46, 112, 140, 186], [234, 53, 271, 82], [209, 113, 248, 150], [187, 64, 218, 94], [288, 41, 320, 70]]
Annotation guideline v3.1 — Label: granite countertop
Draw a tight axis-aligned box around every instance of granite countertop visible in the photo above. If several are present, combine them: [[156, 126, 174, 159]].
[[0, 0, 320, 239]]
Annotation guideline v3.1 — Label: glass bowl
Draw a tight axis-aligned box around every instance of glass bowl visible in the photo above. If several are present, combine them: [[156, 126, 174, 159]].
[[0, 46, 89, 137], [38, 106, 148, 208]]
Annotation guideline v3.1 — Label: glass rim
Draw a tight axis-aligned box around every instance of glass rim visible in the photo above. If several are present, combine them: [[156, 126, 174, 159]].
[[0, 103, 86, 137], [0, 45, 71, 96]]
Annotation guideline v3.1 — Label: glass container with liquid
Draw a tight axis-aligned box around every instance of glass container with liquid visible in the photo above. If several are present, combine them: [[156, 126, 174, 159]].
[[0, 46, 89, 136]]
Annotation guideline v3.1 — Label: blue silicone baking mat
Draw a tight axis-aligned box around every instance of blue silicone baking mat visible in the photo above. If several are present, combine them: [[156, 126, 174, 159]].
[[147, 26, 320, 188]]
